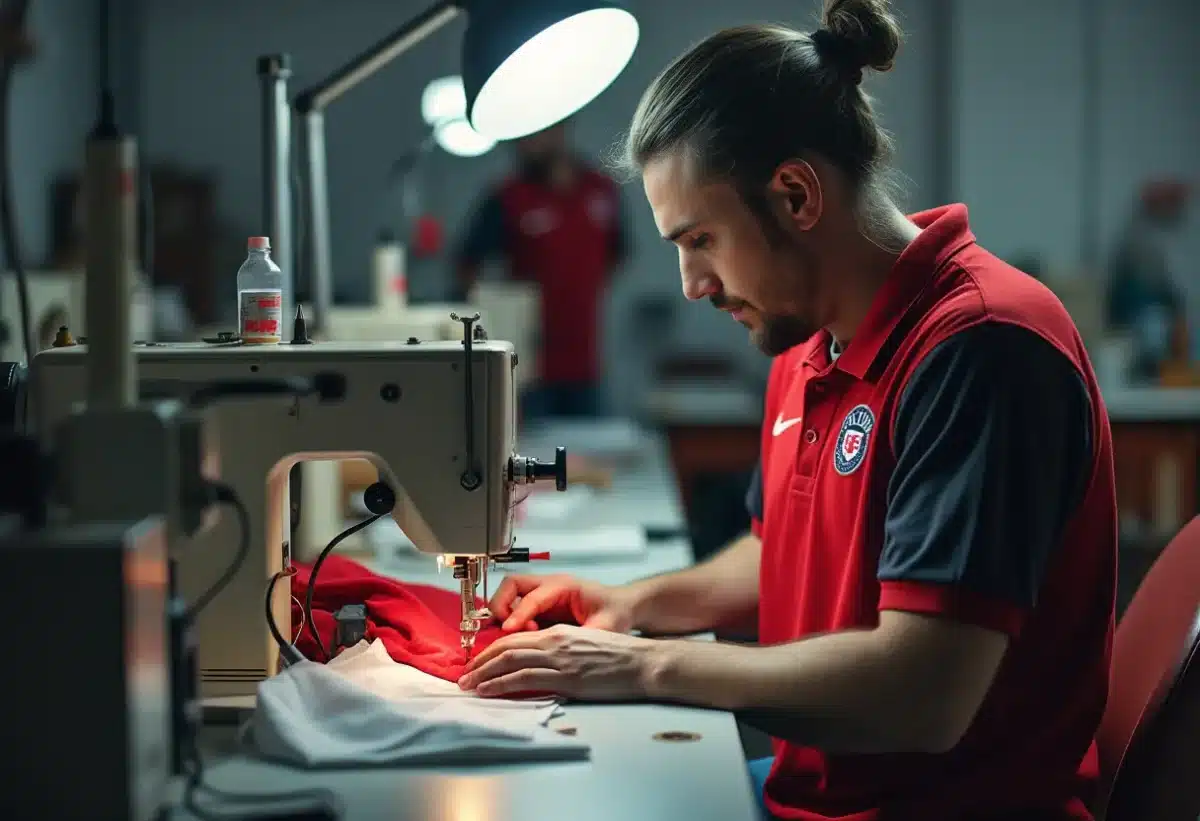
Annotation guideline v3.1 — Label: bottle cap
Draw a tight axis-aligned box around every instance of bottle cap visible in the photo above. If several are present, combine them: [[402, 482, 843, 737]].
[[248, 236, 271, 251]]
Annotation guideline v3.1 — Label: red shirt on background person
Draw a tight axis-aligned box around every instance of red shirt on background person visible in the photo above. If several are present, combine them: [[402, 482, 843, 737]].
[[454, 122, 628, 420]]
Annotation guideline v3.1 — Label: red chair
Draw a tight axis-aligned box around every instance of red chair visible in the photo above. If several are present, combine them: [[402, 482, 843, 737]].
[[1096, 516, 1200, 820]]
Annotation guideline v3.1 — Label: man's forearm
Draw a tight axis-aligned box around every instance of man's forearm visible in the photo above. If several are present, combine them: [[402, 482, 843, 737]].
[[623, 532, 761, 635], [641, 627, 971, 755]]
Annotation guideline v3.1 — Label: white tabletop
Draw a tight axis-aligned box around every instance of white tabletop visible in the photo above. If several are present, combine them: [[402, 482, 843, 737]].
[[519, 418, 688, 536], [182, 426, 759, 821]]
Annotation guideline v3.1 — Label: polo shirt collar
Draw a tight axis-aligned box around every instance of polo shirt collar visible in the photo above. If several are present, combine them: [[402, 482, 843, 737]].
[[826, 203, 976, 380]]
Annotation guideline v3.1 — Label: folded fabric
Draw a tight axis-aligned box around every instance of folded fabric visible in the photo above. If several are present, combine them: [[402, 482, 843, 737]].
[[290, 555, 508, 682], [249, 639, 590, 768]]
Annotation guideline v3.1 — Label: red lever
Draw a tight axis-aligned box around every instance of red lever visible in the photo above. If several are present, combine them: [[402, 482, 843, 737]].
[[529, 552, 551, 561]]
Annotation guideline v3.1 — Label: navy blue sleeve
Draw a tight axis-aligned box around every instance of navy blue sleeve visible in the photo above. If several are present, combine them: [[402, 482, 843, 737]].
[[877, 323, 1093, 627], [745, 461, 763, 521], [455, 190, 507, 265]]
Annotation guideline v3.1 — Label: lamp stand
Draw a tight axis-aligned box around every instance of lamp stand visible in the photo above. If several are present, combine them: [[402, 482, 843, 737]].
[[274, 0, 462, 335]]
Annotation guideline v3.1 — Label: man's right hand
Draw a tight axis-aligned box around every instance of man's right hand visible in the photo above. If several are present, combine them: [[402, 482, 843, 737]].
[[488, 574, 637, 634]]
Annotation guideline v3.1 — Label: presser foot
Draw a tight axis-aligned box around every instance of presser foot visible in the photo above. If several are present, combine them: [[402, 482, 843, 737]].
[[460, 606, 491, 656]]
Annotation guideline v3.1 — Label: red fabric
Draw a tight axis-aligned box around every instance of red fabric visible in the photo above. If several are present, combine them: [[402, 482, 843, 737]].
[[497, 169, 621, 384], [757, 204, 1116, 821], [290, 555, 505, 682]]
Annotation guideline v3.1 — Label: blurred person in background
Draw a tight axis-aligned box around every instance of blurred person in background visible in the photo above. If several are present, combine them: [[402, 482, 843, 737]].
[[1106, 181, 1191, 382], [454, 121, 630, 421], [456, 1, 1118, 819]]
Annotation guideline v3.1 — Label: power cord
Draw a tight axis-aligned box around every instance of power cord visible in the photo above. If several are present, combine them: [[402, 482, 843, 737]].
[[304, 513, 383, 661], [178, 480, 341, 820], [266, 566, 304, 667], [185, 480, 308, 668], [186, 481, 250, 622]]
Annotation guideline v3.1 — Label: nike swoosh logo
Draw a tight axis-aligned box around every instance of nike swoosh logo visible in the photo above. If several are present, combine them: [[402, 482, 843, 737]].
[[773, 414, 803, 437]]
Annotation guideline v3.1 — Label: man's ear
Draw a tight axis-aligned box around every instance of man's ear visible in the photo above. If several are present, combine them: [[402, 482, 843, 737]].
[[768, 160, 822, 231]]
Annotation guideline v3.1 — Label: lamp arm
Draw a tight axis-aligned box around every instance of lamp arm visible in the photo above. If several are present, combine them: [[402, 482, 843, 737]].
[[293, 1, 462, 115], [289, 0, 462, 333]]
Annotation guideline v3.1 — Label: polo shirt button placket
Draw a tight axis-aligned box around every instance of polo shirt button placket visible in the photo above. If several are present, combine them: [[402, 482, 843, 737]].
[[804, 429, 819, 444]]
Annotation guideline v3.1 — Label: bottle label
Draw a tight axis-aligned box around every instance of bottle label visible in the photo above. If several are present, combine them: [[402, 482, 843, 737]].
[[240, 289, 282, 343]]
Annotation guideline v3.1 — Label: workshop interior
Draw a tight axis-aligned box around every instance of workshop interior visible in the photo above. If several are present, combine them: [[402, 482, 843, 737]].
[[0, 0, 1197, 819]]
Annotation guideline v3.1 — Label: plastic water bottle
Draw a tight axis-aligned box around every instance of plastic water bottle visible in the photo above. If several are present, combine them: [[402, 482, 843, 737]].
[[237, 236, 283, 344]]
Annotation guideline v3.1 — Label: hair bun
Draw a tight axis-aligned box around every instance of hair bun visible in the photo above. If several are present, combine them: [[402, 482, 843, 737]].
[[820, 0, 902, 73]]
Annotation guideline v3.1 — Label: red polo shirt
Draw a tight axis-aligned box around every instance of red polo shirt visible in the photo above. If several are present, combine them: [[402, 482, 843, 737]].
[[748, 205, 1117, 820], [455, 166, 627, 384]]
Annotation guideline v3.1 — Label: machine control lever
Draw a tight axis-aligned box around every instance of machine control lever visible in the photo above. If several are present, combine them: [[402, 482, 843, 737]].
[[451, 312, 482, 491], [508, 446, 568, 492]]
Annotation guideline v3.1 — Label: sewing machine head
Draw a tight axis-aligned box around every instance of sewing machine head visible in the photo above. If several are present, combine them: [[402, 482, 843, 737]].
[[28, 321, 566, 694]]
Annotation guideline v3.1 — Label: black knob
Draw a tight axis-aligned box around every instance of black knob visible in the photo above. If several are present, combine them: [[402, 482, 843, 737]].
[[363, 481, 396, 515], [531, 446, 568, 492]]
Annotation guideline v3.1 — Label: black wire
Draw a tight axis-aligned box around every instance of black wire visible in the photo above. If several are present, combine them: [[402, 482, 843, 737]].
[[304, 514, 383, 661], [265, 568, 304, 667], [168, 485, 343, 819], [185, 482, 250, 622]]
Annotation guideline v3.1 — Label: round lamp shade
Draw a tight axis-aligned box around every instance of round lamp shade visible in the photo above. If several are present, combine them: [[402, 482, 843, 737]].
[[462, 0, 638, 141], [434, 116, 496, 157], [420, 75, 468, 126]]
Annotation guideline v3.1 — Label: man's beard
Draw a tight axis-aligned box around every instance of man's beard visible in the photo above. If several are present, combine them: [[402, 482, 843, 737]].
[[753, 313, 818, 356]]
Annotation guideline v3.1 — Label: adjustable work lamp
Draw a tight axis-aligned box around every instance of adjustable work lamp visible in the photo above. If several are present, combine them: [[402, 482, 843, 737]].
[[422, 76, 495, 158], [258, 0, 639, 334]]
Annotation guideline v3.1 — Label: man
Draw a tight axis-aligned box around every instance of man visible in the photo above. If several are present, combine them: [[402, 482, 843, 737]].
[[1105, 181, 1191, 381], [457, 1, 1117, 819], [454, 120, 629, 420]]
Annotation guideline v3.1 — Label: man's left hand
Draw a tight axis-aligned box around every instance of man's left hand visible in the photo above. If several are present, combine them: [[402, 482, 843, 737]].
[[458, 624, 657, 699]]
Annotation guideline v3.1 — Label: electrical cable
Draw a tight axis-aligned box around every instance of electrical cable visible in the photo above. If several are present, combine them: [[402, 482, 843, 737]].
[[304, 513, 383, 661], [185, 481, 250, 622], [174, 480, 341, 819], [265, 566, 304, 667]]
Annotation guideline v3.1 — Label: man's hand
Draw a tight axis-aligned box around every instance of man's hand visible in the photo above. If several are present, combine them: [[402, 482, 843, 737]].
[[488, 574, 638, 633], [458, 624, 658, 699]]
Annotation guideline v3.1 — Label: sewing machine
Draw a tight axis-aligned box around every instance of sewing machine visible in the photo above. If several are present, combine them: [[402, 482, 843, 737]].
[[27, 318, 567, 700], [293, 284, 541, 558]]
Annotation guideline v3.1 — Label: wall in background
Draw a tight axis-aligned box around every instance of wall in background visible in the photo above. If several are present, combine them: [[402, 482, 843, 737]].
[[135, 0, 1199, 411], [6, 0, 102, 266], [955, 0, 1200, 276]]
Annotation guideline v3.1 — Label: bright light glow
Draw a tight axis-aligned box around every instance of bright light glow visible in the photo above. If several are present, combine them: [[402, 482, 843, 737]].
[[434, 117, 496, 158], [470, 8, 639, 141], [421, 75, 468, 126]]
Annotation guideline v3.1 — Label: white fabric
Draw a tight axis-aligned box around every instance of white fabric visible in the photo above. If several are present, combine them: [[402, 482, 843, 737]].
[[248, 640, 590, 768]]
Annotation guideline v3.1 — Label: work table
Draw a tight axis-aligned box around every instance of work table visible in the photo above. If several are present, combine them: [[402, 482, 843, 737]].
[[183, 421, 759, 821]]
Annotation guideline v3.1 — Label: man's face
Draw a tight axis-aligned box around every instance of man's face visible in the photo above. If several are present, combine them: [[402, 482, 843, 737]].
[[515, 123, 568, 163], [643, 152, 824, 356]]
